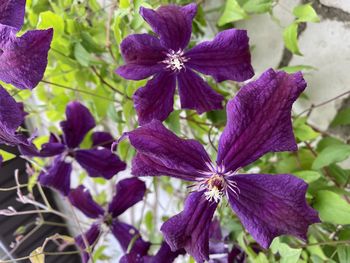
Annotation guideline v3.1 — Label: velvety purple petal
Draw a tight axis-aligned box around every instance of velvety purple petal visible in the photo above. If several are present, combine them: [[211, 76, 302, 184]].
[[60, 101, 95, 149], [19, 142, 65, 157], [227, 174, 320, 248], [144, 242, 186, 263], [108, 178, 146, 217], [111, 221, 151, 255], [119, 254, 144, 263], [128, 120, 211, 181], [139, 4, 197, 51], [0, 85, 28, 146], [185, 29, 254, 82], [92, 131, 114, 149], [75, 148, 126, 179], [177, 69, 224, 114], [0, 29, 53, 90], [0, 0, 25, 30], [161, 191, 217, 263], [38, 156, 72, 196], [75, 223, 101, 263], [0, 25, 16, 48], [68, 185, 104, 219], [217, 69, 307, 171], [133, 72, 176, 125], [116, 34, 166, 80]]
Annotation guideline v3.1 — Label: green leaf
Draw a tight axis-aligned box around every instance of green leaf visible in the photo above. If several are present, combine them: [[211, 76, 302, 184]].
[[0, 149, 16, 162], [271, 238, 302, 263], [312, 145, 350, 169], [293, 170, 321, 183], [145, 211, 154, 233], [283, 23, 302, 55], [316, 137, 344, 152], [242, 0, 273, 14], [37, 11, 64, 34], [218, 0, 248, 26], [293, 117, 319, 141], [331, 108, 350, 127], [30, 247, 45, 263], [314, 190, 350, 224], [337, 246, 350, 263], [293, 4, 320, 23], [279, 65, 316, 73], [74, 43, 91, 67]]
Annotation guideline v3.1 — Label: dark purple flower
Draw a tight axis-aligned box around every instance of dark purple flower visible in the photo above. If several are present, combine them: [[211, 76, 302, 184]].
[[0, 85, 29, 146], [68, 178, 150, 262], [116, 3, 254, 125], [127, 69, 320, 262], [20, 101, 126, 195], [75, 223, 101, 263], [0, 0, 53, 90]]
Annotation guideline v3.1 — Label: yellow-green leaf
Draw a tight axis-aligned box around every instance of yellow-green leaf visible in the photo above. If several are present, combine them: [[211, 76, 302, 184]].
[[218, 0, 248, 26], [30, 247, 45, 263], [293, 4, 320, 23], [314, 190, 350, 224], [283, 23, 302, 55]]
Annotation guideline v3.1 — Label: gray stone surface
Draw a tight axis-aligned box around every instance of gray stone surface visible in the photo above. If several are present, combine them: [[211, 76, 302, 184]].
[[321, 0, 350, 14]]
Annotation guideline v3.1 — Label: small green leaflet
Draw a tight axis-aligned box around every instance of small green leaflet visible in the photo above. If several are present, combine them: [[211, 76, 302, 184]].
[[293, 4, 320, 23], [218, 0, 248, 26], [314, 190, 350, 224], [283, 23, 302, 55], [312, 144, 350, 169], [0, 149, 16, 162]]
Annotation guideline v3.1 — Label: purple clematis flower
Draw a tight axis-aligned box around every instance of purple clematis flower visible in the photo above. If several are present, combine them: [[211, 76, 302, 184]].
[[126, 69, 320, 262], [0, 0, 53, 90], [0, 85, 30, 146], [116, 3, 254, 125], [69, 178, 150, 263], [20, 101, 126, 195]]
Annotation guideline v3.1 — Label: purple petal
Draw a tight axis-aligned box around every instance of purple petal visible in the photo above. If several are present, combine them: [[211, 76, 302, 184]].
[[227, 174, 320, 248], [133, 72, 176, 125], [217, 69, 307, 171], [177, 69, 224, 114], [0, 29, 53, 90], [75, 148, 126, 179], [38, 156, 72, 196], [108, 178, 146, 217], [128, 120, 211, 181], [92, 131, 114, 149], [68, 185, 104, 219], [185, 29, 254, 82], [144, 242, 186, 263], [161, 191, 217, 263], [139, 4, 197, 51], [111, 221, 151, 255], [0, 85, 29, 146], [19, 142, 65, 157], [0, 0, 25, 30], [116, 34, 166, 80], [75, 223, 101, 263], [60, 101, 95, 149]]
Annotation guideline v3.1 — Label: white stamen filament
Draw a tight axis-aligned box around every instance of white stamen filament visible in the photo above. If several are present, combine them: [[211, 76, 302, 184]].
[[196, 162, 240, 203], [162, 49, 189, 72]]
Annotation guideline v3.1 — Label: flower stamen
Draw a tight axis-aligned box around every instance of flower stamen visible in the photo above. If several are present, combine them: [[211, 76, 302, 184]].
[[162, 49, 188, 72], [196, 162, 240, 203]]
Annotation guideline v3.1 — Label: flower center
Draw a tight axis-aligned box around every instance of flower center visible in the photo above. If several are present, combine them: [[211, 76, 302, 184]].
[[196, 162, 240, 203], [162, 50, 188, 72]]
